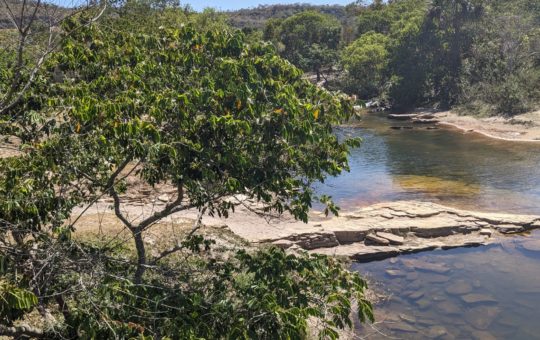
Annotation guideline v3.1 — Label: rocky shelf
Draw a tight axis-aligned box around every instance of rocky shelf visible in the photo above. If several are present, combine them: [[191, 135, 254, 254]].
[[255, 201, 540, 261]]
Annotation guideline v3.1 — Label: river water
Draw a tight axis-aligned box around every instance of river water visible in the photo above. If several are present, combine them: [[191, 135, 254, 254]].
[[319, 114, 540, 339], [318, 114, 540, 214]]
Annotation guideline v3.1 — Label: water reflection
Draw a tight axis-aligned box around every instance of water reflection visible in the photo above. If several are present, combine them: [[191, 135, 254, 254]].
[[352, 231, 540, 339], [317, 114, 540, 214]]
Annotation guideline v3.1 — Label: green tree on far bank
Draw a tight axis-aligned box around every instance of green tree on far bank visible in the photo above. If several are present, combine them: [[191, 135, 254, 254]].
[[266, 11, 342, 82]]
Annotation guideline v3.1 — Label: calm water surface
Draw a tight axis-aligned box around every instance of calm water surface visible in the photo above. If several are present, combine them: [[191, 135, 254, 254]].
[[319, 114, 540, 339], [352, 232, 540, 339], [318, 114, 540, 214]]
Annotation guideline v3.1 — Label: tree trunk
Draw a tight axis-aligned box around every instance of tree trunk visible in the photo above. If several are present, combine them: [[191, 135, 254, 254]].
[[316, 69, 321, 82], [133, 229, 146, 284]]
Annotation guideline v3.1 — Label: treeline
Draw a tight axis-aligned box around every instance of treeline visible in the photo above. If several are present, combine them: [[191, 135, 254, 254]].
[[226, 3, 347, 29], [245, 0, 540, 115]]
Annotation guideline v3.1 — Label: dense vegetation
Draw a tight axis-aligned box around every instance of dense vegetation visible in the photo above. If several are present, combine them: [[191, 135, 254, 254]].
[[1, 0, 539, 338], [0, 1, 373, 338], [255, 0, 539, 115]]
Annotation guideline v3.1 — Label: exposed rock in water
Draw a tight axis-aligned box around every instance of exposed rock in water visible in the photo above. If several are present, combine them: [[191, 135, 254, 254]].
[[251, 201, 540, 262], [388, 113, 418, 120], [413, 118, 440, 124]]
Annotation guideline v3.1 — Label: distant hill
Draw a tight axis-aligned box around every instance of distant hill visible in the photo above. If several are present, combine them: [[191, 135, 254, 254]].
[[0, 0, 71, 29], [225, 3, 348, 29]]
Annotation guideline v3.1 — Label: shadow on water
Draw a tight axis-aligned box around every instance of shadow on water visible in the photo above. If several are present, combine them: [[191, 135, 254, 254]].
[[316, 113, 540, 214], [352, 231, 540, 339]]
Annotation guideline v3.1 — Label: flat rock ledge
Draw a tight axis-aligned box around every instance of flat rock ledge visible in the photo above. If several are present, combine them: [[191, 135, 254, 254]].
[[257, 201, 540, 261]]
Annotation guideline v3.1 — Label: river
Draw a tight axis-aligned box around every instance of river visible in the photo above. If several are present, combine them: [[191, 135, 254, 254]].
[[318, 113, 540, 339]]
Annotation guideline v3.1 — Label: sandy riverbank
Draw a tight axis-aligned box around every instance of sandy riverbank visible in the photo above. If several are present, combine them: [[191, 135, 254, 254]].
[[433, 110, 540, 142]]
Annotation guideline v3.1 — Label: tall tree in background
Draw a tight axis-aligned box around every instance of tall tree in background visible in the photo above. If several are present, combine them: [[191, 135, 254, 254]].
[[273, 11, 341, 82]]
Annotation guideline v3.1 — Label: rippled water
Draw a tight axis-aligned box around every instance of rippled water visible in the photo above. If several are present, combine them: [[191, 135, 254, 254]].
[[317, 114, 540, 214], [316, 114, 540, 338], [352, 231, 540, 339]]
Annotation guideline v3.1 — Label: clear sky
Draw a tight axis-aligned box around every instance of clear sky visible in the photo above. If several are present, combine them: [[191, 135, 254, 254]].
[[183, 1, 353, 12]]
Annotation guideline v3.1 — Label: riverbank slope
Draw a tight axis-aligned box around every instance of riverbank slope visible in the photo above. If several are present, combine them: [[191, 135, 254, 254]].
[[434, 110, 540, 142]]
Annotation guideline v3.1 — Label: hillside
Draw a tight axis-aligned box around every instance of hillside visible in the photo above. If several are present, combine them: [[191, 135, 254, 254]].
[[225, 3, 347, 29]]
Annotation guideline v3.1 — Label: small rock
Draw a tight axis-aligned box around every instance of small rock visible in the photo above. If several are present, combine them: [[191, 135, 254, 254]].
[[401, 259, 450, 274], [365, 233, 390, 246], [387, 322, 418, 333], [494, 224, 524, 234], [407, 290, 425, 300], [436, 301, 461, 315], [427, 325, 448, 339], [376, 231, 405, 245], [424, 273, 450, 283], [461, 293, 497, 304], [416, 318, 437, 326], [473, 280, 482, 288], [465, 306, 500, 329], [415, 297, 432, 309], [271, 240, 295, 249], [386, 269, 407, 277], [479, 229, 492, 236], [471, 331, 497, 340], [157, 194, 170, 202], [399, 313, 417, 324], [445, 280, 473, 295], [389, 257, 398, 264]]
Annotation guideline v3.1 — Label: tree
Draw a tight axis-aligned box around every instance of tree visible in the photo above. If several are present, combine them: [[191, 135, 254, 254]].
[[276, 11, 341, 81], [342, 32, 390, 98], [0, 9, 372, 338], [0, 0, 107, 115]]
